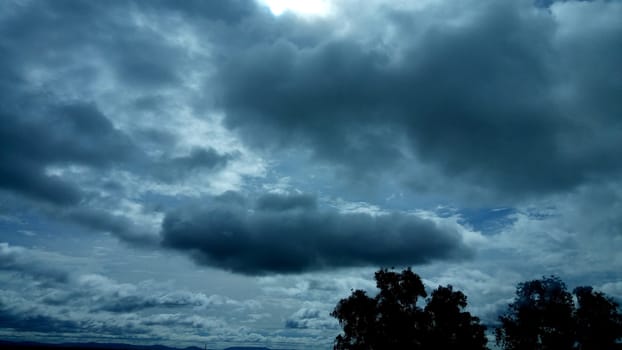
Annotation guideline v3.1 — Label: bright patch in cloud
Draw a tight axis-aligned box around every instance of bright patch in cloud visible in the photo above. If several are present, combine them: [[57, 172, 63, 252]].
[[260, 0, 332, 16]]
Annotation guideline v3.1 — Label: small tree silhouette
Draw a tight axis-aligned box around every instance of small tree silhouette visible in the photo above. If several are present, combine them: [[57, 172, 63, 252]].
[[331, 268, 487, 350]]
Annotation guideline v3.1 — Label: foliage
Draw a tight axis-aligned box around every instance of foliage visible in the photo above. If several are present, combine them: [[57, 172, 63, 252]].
[[496, 276, 622, 350], [425, 285, 488, 350], [496, 276, 575, 350], [574, 286, 622, 350], [331, 268, 487, 350]]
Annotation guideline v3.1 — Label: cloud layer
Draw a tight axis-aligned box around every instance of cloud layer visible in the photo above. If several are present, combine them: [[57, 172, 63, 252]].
[[1, 0, 621, 348], [161, 192, 472, 274], [214, 0, 622, 199]]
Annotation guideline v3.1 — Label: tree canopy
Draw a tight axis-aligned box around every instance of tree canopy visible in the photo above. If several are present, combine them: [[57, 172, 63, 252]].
[[574, 286, 622, 350], [496, 276, 622, 350], [331, 268, 487, 350]]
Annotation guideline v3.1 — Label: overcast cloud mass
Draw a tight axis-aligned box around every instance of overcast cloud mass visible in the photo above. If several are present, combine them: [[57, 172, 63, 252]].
[[1, 0, 621, 348]]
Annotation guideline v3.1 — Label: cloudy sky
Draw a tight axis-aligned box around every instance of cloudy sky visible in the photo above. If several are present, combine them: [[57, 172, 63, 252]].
[[1, 0, 621, 348]]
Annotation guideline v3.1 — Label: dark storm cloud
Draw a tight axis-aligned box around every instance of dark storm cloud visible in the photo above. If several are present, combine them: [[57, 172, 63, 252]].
[[161, 192, 472, 275], [0, 93, 160, 242], [0, 1, 142, 207], [50, 285, 215, 313], [214, 0, 622, 198], [0, 298, 149, 335], [0, 243, 68, 283], [0, 253, 249, 341], [150, 147, 237, 183], [0, 83, 229, 240], [3, 0, 612, 203], [64, 208, 158, 245], [0, 303, 83, 334], [96, 295, 185, 313], [0, 92, 136, 205], [69, 274, 226, 313], [0, 0, 246, 242], [170, 148, 232, 170], [255, 192, 317, 211], [535, 0, 593, 8], [147, 0, 260, 23], [0, 1, 183, 89]]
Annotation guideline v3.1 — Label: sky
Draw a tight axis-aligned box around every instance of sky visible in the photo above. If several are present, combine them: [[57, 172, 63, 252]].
[[0, 0, 621, 348]]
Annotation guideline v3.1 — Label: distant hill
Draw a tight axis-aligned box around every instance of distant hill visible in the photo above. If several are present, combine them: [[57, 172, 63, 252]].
[[0, 340, 198, 350], [0, 340, 294, 350]]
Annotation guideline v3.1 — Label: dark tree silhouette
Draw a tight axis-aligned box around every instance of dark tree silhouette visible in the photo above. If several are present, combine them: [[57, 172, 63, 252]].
[[496, 276, 622, 350], [574, 286, 622, 350], [424, 285, 488, 350], [332, 289, 379, 350], [331, 268, 487, 350], [496, 276, 575, 350]]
